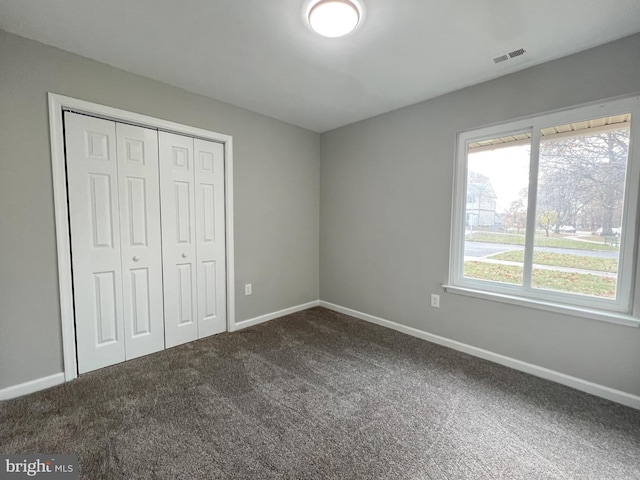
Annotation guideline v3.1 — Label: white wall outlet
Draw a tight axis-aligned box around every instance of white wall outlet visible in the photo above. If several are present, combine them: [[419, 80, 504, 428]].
[[430, 294, 440, 308], [245, 283, 252, 296]]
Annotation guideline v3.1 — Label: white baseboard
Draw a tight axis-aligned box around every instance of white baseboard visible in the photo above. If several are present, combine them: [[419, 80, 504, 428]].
[[232, 300, 320, 331], [0, 372, 65, 401], [319, 301, 640, 410]]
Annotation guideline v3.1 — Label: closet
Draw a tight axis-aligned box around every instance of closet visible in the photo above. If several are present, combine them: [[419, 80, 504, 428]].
[[64, 112, 226, 374]]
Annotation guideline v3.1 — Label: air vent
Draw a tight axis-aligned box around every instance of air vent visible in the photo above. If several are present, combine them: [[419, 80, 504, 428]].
[[493, 47, 526, 65]]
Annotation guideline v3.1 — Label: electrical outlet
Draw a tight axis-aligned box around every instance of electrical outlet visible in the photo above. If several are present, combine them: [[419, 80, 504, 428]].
[[245, 283, 252, 296], [430, 294, 440, 308]]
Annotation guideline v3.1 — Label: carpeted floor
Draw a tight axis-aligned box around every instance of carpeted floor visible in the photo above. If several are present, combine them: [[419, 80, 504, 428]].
[[1, 307, 640, 479]]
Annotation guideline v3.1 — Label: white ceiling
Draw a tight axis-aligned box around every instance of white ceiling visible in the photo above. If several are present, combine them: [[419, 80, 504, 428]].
[[1, 0, 640, 132]]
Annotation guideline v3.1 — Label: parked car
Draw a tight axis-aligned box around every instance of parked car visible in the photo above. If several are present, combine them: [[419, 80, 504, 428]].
[[559, 226, 576, 233], [595, 227, 621, 236]]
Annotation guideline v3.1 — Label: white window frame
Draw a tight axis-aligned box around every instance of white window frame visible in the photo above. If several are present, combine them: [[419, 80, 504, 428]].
[[445, 95, 640, 327]]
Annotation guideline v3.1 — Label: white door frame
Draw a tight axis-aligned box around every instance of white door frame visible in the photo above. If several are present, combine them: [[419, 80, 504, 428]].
[[48, 93, 236, 382]]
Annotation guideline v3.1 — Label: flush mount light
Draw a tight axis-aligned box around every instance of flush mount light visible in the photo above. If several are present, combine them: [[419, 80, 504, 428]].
[[308, 0, 361, 38]]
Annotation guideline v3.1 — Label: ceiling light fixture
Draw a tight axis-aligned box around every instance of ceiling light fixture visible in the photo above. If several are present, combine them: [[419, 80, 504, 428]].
[[308, 0, 361, 38]]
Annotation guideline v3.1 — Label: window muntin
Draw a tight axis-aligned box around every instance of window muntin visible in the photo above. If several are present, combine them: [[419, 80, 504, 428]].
[[451, 97, 640, 315]]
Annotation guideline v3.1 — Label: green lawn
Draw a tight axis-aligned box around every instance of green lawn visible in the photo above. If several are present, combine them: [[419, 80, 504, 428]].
[[463, 261, 616, 298], [465, 262, 523, 285], [466, 232, 618, 252], [488, 250, 618, 273], [577, 235, 608, 242]]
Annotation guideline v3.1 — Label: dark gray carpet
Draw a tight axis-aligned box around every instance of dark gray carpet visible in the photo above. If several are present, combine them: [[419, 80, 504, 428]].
[[1, 307, 640, 479]]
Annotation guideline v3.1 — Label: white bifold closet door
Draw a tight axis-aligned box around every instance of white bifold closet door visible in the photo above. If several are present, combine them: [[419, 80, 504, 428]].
[[159, 132, 227, 348], [65, 112, 164, 374]]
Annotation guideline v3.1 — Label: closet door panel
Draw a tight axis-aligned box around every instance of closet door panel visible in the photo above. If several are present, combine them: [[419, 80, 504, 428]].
[[65, 112, 125, 373], [116, 123, 165, 359], [159, 132, 198, 347], [195, 139, 227, 337]]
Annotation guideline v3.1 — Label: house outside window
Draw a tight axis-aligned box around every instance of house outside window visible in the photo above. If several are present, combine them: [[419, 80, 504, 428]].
[[447, 95, 640, 324], [466, 181, 498, 229]]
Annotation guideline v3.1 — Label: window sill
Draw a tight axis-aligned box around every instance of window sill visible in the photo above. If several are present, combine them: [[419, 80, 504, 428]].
[[441, 284, 640, 328]]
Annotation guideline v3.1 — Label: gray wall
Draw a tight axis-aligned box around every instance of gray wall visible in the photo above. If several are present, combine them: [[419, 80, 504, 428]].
[[0, 30, 320, 390], [320, 34, 640, 397]]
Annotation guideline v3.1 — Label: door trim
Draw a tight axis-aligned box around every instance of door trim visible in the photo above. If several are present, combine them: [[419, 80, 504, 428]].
[[48, 92, 236, 382]]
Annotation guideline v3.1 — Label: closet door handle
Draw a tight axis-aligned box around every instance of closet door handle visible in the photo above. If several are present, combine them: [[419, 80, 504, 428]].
[[182, 252, 188, 258], [133, 256, 140, 262]]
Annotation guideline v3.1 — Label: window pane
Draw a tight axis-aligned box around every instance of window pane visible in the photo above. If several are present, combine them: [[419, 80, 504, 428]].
[[532, 115, 631, 298], [463, 137, 531, 285]]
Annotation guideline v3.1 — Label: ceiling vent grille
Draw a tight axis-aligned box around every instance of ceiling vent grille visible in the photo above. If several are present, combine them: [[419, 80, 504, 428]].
[[493, 47, 526, 64]]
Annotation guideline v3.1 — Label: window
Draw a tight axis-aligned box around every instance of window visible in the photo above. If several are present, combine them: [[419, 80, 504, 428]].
[[448, 96, 640, 322]]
